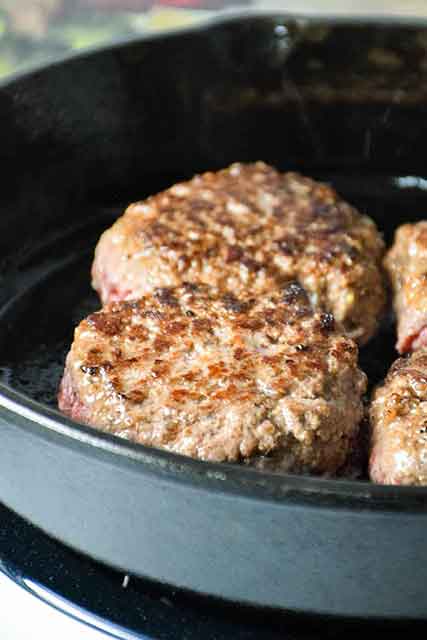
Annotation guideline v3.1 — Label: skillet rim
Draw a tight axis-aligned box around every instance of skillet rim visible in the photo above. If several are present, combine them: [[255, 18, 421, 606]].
[[3, 373, 427, 509], [1, 11, 427, 508]]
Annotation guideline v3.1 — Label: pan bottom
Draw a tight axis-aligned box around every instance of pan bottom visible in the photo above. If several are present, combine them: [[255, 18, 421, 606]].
[[0, 243, 100, 410]]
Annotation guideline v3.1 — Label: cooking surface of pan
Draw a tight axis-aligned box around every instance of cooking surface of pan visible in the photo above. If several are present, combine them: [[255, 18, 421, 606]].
[[2, 14, 427, 619]]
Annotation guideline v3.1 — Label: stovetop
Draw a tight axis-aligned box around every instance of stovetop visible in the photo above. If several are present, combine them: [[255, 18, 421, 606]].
[[0, 502, 422, 639]]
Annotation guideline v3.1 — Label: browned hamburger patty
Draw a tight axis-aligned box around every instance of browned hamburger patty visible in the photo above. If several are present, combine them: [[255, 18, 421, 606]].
[[92, 162, 386, 345], [370, 349, 427, 485], [58, 283, 367, 474], [384, 222, 427, 354]]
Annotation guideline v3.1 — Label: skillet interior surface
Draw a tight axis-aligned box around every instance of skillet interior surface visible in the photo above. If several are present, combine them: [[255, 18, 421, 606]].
[[2, 14, 427, 618]]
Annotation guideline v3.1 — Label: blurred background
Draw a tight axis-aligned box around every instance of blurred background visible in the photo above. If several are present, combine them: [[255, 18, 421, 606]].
[[0, 1, 427, 79], [0, 0, 222, 78]]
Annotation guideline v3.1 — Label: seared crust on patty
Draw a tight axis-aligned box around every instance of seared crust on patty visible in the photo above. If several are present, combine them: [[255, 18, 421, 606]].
[[59, 284, 367, 474], [92, 162, 386, 345], [370, 349, 427, 485], [385, 222, 427, 354]]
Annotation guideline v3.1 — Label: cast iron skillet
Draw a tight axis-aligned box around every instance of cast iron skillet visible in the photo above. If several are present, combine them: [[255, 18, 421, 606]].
[[1, 12, 427, 620]]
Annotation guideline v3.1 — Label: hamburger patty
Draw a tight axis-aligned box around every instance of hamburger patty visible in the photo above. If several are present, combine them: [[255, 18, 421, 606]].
[[92, 162, 386, 345], [370, 349, 427, 485], [58, 283, 367, 474], [385, 222, 427, 354]]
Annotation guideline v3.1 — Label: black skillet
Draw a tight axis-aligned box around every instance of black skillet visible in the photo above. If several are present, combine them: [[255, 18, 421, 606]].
[[1, 12, 427, 620]]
